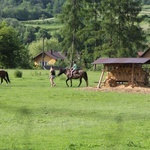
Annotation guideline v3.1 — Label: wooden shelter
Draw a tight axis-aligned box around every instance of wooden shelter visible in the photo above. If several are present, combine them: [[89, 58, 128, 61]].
[[92, 58, 150, 88]]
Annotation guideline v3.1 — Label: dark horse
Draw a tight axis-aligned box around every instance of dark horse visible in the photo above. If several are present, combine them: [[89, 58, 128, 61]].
[[57, 68, 88, 87], [0, 70, 11, 84]]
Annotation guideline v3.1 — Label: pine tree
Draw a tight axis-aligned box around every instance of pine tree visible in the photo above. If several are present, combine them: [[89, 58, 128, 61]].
[[59, 0, 147, 67], [59, 0, 84, 65], [100, 0, 146, 57]]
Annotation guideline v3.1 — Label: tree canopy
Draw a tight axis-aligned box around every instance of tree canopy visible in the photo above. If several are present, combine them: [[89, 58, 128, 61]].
[[0, 21, 30, 68], [59, 0, 148, 68], [0, 0, 66, 21], [0, 0, 149, 69]]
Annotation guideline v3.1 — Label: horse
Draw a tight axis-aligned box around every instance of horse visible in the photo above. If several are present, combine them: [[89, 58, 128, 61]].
[[57, 68, 88, 87], [0, 70, 11, 84]]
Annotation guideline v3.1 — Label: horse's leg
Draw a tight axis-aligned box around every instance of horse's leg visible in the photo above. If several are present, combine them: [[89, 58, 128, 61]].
[[1, 77, 3, 84], [83, 72, 88, 87], [4, 77, 8, 84], [66, 78, 69, 87], [78, 78, 82, 87], [84, 78, 88, 87]]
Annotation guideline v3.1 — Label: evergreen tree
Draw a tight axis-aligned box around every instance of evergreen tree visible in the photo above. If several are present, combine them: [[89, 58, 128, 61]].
[[59, 0, 84, 65], [59, 0, 147, 67], [78, 0, 103, 63], [100, 0, 146, 57]]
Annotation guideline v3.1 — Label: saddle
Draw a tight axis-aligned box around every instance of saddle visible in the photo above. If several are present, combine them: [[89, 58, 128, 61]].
[[70, 69, 79, 78], [73, 70, 79, 75]]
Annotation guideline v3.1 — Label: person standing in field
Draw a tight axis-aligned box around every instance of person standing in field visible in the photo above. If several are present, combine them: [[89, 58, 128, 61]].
[[50, 66, 56, 87]]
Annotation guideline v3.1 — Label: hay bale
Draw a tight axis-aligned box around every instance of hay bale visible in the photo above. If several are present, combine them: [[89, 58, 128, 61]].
[[104, 65, 149, 87]]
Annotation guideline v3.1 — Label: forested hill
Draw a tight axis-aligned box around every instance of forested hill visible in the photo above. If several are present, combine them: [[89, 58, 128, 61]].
[[0, 0, 149, 21], [0, 0, 66, 21]]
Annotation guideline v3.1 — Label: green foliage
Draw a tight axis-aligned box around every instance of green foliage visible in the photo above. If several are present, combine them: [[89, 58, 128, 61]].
[[0, 1, 150, 69], [55, 59, 69, 68], [59, 0, 149, 66], [59, 0, 85, 62], [14, 70, 23, 78], [0, 21, 31, 68], [28, 37, 61, 57], [23, 27, 36, 44], [100, 0, 146, 57], [142, 0, 150, 5], [0, 0, 66, 20]]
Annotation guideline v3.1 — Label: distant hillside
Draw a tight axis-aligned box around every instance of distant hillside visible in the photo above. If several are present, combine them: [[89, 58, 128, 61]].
[[0, 0, 149, 21], [0, 0, 66, 21]]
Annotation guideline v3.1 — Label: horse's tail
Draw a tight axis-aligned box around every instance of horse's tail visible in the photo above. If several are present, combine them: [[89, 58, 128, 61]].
[[83, 71, 88, 86], [5, 71, 11, 83]]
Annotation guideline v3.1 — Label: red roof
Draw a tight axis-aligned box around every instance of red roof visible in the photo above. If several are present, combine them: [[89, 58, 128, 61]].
[[33, 50, 66, 60], [92, 58, 150, 64], [45, 51, 66, 60]]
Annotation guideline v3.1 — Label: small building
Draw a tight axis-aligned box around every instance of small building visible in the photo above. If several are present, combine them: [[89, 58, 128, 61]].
[[33, 50, 66, 68], [92, 58, 150, 88]]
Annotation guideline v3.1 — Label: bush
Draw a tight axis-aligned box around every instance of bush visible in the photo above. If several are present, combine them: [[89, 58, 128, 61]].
[[14, 70, 23, 78]]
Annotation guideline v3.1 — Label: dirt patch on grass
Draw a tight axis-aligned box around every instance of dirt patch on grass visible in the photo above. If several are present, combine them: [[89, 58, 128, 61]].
[[80, 85, 150, 94]]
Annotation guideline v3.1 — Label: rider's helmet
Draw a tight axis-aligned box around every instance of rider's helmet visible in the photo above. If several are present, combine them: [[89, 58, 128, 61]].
[[73, 60, 76, 63]]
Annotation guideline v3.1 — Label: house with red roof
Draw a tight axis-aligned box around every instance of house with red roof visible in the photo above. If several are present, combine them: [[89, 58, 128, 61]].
[[33, 50, 66, 67]]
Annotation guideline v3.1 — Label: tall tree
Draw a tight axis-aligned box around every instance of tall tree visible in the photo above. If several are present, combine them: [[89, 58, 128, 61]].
[[59, 0, 84, 65], [59, 0, 147, 68], [0, 21, 30, 68], [78, 0, 103, 64], [100, 0, 146, 57]]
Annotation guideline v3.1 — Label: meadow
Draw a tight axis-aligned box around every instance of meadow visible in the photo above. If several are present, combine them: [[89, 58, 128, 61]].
[[0, 69, 150, 150]]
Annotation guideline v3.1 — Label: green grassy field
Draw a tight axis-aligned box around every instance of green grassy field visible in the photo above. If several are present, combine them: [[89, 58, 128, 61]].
[[23, 23, 62, 30], [0, 69, 150, 150]]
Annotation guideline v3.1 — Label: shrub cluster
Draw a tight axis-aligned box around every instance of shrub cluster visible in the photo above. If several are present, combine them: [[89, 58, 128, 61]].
[[14, 70, 23, 78]]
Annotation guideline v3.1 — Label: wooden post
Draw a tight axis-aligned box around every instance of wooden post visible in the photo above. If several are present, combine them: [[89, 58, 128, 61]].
[[94, 64, 96, 70], [131, 63, 135, 88], [42, 38, 45, 68], [97, 65, 105, 88]]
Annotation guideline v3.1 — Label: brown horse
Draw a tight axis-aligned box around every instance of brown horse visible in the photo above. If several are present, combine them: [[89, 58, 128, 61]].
[[0, 70, 11, 84], [57, 68, 88, 87]]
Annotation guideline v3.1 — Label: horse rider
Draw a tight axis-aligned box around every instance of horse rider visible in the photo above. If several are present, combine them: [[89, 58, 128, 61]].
[[71, 61, 78, 77]]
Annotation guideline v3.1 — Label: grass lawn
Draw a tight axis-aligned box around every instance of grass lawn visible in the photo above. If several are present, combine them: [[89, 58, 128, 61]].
[[0, 69, 150, 150]]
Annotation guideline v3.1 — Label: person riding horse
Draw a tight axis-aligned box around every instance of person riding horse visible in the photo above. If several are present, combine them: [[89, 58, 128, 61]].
[[57, 68, 88, 87], [70, 61, 78, 77]]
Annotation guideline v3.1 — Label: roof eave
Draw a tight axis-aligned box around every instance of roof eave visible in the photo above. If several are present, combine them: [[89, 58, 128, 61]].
[[92, 58, 150, 65]]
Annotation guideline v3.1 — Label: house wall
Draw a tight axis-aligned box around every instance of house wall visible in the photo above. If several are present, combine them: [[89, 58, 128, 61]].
[[34, 54, 56, 66]]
